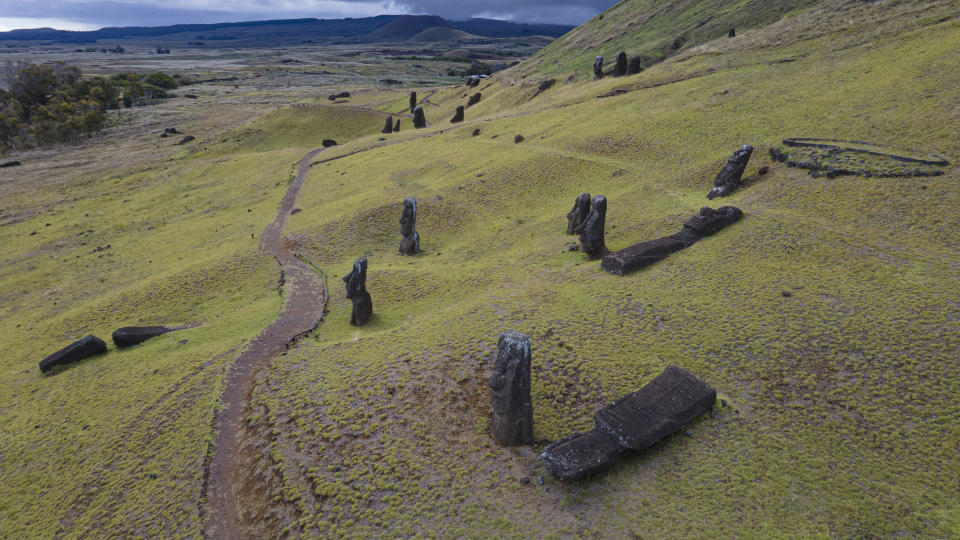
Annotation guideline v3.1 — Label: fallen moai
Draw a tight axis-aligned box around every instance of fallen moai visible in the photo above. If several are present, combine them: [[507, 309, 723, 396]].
[[574, 195, 608, 260], [412, 106, 426, 129], [593, 56, 604, 80], [177, 135, 195, 145], [566, 192, 591, 235], [467, 93, 481, 107], [541, 365, 716, 482], [382, 116, 394, 134], [39, 335, 107, 374], [601, 206, 743, 275], [451, 106, 464, 123], [112, 326, 175, 348], [399, 197, 420, 255], [707, 145, 753, 199], [343, 256, 372, 326], [327, 91, 350, 101], [322, 139, 337, 147], [615, 51, 628, 76], [489, 331, 533, 446], [409, 91, 417, 113], [1, 160, 21, 168]]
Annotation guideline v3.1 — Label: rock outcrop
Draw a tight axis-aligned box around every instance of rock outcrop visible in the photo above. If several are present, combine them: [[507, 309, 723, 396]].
[[707, 145, 753, 199], [343, 256, 372, 326], [399, 197, 420, 255], [541, 365, 715, 482], [601, 206, 743, 275], [451, 106, 464, 123], [112, 326, 175, 348], [39, 335, 107, 374], [489, 331, 533, 446], [574, 195, 608, 260], [566, 192, 591, 235], [412, 106, 426, 129]]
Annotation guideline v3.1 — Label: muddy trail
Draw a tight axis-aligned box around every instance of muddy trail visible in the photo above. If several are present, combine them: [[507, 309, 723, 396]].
[[203, 148, 327, 539]]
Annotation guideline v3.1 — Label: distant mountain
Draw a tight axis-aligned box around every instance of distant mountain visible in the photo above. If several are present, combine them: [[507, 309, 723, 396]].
[[0, 15, 573, 44]]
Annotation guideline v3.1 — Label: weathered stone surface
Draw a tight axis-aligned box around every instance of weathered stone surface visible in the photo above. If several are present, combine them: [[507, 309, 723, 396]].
[[615, 51, 628, 76], [399, 197, 420, 255], [628, 56, 643, 75], [1, 160, 21, 168], [601, 206, 741, 275], [112, 326, 174, 348], [450, 105, 464, 123], [322, 139, 337, 147], [541, 430, 623, 482], [343, 256, 372, 326], [489, 330, 533, 446], [593, 56, 604, 80], [467, 93, 481, 107], [594, 365, 716, 451], [412, 106, 426, 129], [707, 144, 753, 199], [566, 192, 591, 235], [39, 335, 107, 373], [393, 119, 400, 132], [382, 116, 394, 134], [575, 195, 608, 260], [409, 91, 417, 113]]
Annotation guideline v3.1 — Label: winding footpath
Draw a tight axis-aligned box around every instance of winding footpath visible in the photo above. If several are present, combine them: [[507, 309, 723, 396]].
[[204, 148, 327, 539]]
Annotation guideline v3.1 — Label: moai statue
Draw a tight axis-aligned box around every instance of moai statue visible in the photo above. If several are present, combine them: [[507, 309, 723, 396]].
[[566, 192, 591, 235], [382, 115, 394, 134], [615, 51, 627, 76], [707, 145, 754, 200], [450, 105, 464, 123], [467, 93, 481, 107], [343, 256, 372, 326], [399, 197, 420, 255], [412, 106, 426, 129], [409, 91, 417, 113], [728, 28, 736, 38], [489, 330, 533, 446], [393, 119, 400, 132], [628, 56, 643, 75], [575, 195, 609, 260], [593, 56, 604, 80]]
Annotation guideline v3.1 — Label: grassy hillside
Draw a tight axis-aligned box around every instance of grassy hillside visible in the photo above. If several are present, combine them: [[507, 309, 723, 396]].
[[1, 0, 957, 537]]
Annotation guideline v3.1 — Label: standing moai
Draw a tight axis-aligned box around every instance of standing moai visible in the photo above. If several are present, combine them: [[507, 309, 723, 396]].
[[467, 93, 481, 107], [343, 256, 373, 326], [575, 195, 609, 260], [728, 28, 736, 38], [566, 192, 591, 235], [707, 144, 754, 199], [393, 119, 400, 132], [412, 106, 426, 129], [399, 197, 420, 255], [615, 51, 627, 76], [382, 115, 394, 134], [409, 91, 417, 113], [593, 56, 604, 80], [628, 56, 643, 75], [450, 105, 464, 123], [489, 330, 533, 446]]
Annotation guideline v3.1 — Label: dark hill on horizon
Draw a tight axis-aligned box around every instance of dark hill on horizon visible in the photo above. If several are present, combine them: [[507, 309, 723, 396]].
[[0, 15, 573, 45]]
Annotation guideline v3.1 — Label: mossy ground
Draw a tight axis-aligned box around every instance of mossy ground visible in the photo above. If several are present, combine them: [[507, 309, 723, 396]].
[[1, 0, 958, 537]]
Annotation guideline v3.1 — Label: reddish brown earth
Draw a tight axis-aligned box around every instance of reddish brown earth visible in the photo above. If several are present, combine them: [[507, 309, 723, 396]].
[[204, 148, 327, 539]]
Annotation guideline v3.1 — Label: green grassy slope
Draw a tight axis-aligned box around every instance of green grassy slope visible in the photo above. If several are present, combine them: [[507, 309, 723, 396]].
[[247, 1, 959, 536]]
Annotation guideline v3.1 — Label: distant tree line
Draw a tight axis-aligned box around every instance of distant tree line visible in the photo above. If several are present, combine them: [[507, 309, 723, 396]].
[[0, 60, 179, 152]]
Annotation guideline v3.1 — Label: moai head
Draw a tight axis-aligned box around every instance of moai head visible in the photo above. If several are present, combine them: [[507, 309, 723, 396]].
[[400, 197, 417, 237], [593, 56, 604, 79], [409, 91, 417, 113], [566, 192, 591, 235], [616, 51, 627, 76], [488, 330, 533, 446], [382, 115, 394, 134], [342, 256, 367, 299], [576, 195, 608, 259]]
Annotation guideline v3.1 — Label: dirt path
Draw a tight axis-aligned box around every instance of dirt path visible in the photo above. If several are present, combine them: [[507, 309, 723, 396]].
[[203, 148, 327, 539]]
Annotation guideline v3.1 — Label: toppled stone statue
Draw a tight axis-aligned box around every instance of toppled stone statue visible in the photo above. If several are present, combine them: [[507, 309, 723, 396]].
[[467, 93, 481, 107], [399, 197, 420, 255], [707, 145, 753, 199], [39, 335, 107, 373], [328, 91, 350, 101], [343, 256, 372, 326], [409, 91, 417, 113], [601, 206, 743, 275], [566, 192, 591, 235], [382, 116, 394, 134], [177, 135, 195, 145], [393, 119, 400, 132], [574, 195, 608, 260], [1, 160, 21, 168], [467, 75, 481, 88], [451, 106, 464, 123], [412, 106, 426, 129], [628, 56, 643, 75], [541, 365, 716, 482], [322, 139, 337, 147], [112, 326, 175, 348], [489, 330, 533, 446], [593, 56, 604, 80], [615, 51, 627, 76]]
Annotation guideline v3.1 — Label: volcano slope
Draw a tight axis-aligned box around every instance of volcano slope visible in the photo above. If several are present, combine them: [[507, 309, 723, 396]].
[[1, 0, 958, 537]]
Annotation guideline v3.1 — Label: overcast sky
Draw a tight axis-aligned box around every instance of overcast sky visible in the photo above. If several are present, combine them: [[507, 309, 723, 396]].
[[0, 0, 617, 31]]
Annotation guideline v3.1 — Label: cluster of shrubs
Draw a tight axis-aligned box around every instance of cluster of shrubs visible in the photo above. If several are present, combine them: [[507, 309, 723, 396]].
[[0, 60, 180, 152]]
